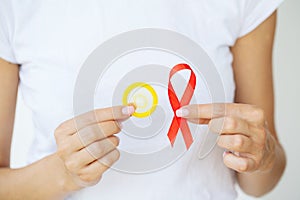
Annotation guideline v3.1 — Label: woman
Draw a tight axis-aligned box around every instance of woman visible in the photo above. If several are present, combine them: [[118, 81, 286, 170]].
[[0, 0, 286, 199]]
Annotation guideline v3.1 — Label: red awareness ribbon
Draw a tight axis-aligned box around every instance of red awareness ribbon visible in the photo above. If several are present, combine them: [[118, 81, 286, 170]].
[[167, 63, 196, 149]]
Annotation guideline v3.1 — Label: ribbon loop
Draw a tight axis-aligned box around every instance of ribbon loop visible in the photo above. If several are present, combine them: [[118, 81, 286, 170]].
[[167, 64, 196, 149]]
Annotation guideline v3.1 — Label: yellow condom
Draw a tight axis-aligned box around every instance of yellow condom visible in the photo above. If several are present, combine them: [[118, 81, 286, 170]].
[[122, 82, 158, 118]]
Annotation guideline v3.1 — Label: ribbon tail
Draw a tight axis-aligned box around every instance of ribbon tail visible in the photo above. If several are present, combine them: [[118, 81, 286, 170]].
[[167, 117, 180, 146], [180, 119, 194, 149]]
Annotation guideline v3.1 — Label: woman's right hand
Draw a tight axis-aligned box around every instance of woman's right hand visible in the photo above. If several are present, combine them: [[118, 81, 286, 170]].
[[53, 105, 135, 192]]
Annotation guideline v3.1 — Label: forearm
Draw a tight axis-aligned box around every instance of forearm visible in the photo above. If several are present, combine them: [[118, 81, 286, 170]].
[[0, 154, 71, 200], [237, 142, 286, 197]]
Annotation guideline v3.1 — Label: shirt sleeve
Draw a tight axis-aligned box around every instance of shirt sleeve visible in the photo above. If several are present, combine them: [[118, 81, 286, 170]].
[[0, 0, 17, 64], [239, 0, 284, 37]]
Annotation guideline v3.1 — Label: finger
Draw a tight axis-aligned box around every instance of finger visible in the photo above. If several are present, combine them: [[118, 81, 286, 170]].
[[57, 105, 135, 134], [186, 118, 210, 124], [75, 121, 121, 149], [78, 149, 120, 184], [223, 151, 256, 173], [208, 117, 250, 136], [65, 136, 119, 171], [176, 103, 264, 124], [62, 121, 121, 152], [84, 136, 120, 162], [175, 103, 227, 119], [97, 148, 120, 167], [217, 135, 252, 153]]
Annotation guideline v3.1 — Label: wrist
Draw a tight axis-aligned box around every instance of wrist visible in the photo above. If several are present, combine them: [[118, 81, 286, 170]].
[[49, 153, 81, 194], [257, 135, 282, 174]]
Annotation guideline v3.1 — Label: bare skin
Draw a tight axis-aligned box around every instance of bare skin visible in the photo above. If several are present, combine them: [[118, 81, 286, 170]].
[[0, 74, 136, 200], [177, 11, 286, 197], [0, 11, 285, 199]]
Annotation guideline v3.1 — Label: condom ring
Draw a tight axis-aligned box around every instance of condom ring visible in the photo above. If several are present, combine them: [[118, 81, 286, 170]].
[[122, 82, 158, 118]]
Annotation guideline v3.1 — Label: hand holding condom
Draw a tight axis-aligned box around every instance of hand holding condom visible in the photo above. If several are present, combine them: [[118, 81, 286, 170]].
[[53, 105, 135, 191]]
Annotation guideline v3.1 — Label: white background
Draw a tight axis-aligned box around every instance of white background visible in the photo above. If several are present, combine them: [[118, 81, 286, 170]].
[[10, 0, 300, 199]]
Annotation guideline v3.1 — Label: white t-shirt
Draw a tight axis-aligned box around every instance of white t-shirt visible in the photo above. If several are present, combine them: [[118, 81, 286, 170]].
[[0, 0, 283, 199]]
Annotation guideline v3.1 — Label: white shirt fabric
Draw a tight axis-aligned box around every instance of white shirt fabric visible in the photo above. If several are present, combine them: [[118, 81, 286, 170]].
[[0, 0, 283, 199]]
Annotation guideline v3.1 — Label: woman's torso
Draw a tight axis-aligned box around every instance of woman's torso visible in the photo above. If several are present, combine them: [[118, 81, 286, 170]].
[[10, 0, 242, 199]]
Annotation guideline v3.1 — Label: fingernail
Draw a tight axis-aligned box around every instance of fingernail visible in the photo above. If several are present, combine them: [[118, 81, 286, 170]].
[[223, 151, 226, 158], [122, 106, 135, 115], [176, 108, 189, 117], [223, 150, 229, 158]]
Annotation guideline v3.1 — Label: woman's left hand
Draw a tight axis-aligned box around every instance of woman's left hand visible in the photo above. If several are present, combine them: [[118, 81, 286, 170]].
[[176, 103, 277, 173]]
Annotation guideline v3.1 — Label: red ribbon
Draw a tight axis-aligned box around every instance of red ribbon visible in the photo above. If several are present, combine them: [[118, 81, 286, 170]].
[[167, 63, 196, 149]]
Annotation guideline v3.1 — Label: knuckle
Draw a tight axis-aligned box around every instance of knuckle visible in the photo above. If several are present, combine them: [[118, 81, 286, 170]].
[[250, 107, 265, 122], [57, 140, 71, 153], [217, 137, 224, 147], [233, 136, 244, 149], [251, 157, 262, 171], [54, 123, 65, 135], [96, 123, 107, 137], [89, 142, 105, 158], [233, 104, 244, 116], [94, 107, 109, 121], [114, 149, 121, 160], [104, 157, 114, 166], [79, 174, 98, 183], [92, 175, 102, 185], [224, 117, 238, 131], [261, 128, 267, 140], [110, 136, 120, 147], [254, 127, 267, 149], [77, 167, 103, 184], [256, 142, 265, 152], [112, 121, 121, 133], [259, 130, 267, 147], [111, 150, 121, 164], [81, 124, 101, 141], [104, 150, 120, 166], [239, 161, 249, 172], [88, 125, 103, 140], [93, 131, 103, 143], [86, 124, 98, 136], [105, 121, 121, 134], [255, 153, 263, 165], [64, 158, 78, 172], [54, 126, 65, 140], [208, 119, 222, 133], [215, 103, 226, 115], [54, 130, 60, 140], [55, 119, 75, 134]]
